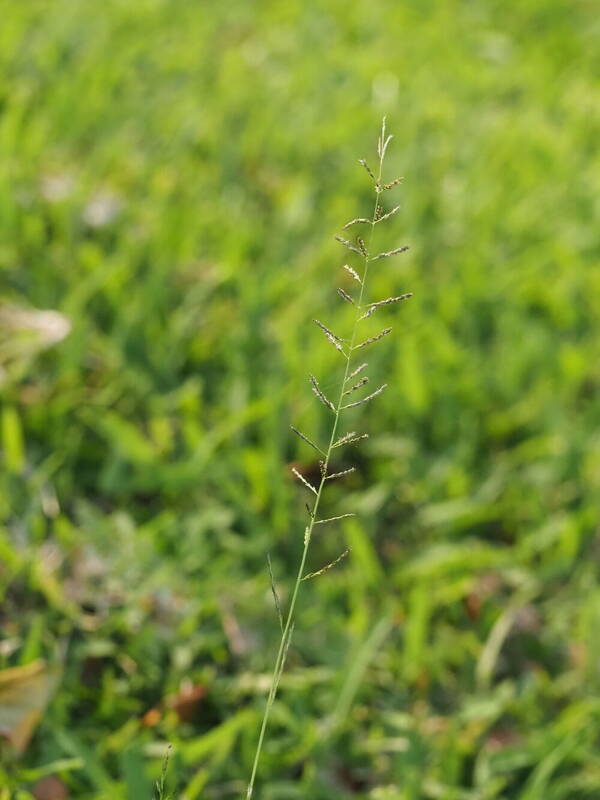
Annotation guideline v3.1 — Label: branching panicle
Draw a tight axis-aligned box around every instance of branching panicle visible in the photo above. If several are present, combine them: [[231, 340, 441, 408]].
[[246, 119, 412, 798]]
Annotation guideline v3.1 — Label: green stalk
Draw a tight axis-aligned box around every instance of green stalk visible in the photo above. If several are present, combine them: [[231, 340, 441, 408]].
[[245, 139, 387, 800]]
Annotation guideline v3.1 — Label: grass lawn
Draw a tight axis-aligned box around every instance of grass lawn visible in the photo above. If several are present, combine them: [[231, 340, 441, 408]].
[[1, 0, 599, 797]]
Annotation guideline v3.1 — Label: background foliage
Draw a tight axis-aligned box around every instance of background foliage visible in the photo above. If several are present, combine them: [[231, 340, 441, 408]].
[[1, 0, 599, 797]]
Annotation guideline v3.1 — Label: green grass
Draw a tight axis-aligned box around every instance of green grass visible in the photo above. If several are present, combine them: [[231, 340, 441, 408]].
[[1, 0, 599, 798]]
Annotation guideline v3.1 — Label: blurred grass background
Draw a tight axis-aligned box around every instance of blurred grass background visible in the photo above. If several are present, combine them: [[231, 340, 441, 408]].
[[1, 0, 599, 797]]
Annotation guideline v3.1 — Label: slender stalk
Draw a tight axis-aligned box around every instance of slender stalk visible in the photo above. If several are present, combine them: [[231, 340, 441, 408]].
[[245, 130, 390, 799]]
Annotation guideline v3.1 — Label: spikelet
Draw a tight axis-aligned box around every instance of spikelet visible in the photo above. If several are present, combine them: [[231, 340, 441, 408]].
[[344, 376, 369, 395], [337, 287, 354, 304], [309, 374, 336, 411], [342, 383, 387, 409], [358, 306, 376, 321], [314, 318, 342, 342], [368, 293, 413, 308], [343, 264, 362, 284], [332, 431, 369, 448], [371, 246, 409, 260], [290, 426, 325, 456], [354, 327, 392, 349], [346, 362, 368, 380], [382, 177, 404, 191], [313, 319, 346, 355], [377, 116, 393, 160], [302, 549, 350, 581], [374, 205, 401, 224], [315, 513, 356, 525], [334, 235, 362, 255], [357, 237, 368, 257], [358, 159, 375, 179], [325, 466, 356, 481], [342, 217, 370, 230], [292, 466, 318, 496]]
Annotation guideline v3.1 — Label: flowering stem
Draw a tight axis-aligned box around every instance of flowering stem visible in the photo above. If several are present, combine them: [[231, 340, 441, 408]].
[[245, 131, 388, 799]]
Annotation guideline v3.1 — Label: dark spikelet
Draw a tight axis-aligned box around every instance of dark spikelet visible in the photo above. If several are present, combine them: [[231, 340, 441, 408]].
[[334, 235, 362, 255], [302, 549, 350, 581], [372, 246, 409, 260], [309, 374, 336, 411], [375, 205, 401, 224], [354, 327, 392, 349], [247, 119, 412, 799], [358, 159, 375, 179], [342, 383, 387, 409], [342, 217, 370, 230], [290, 426, 326, 456], [337, 287, 354, 304], [382, 177, 404, 191]]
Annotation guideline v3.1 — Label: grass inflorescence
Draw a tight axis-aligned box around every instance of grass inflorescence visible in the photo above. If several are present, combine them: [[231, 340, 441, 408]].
[[246, 119, 412, 798]]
